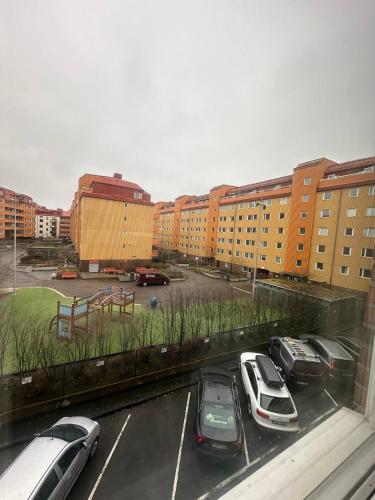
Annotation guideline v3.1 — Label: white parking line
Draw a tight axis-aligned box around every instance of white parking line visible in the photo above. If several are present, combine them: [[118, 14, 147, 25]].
[[171, 391, 191, 500], [324, 388, 338, 407], [231, 285, 252, 294], [241, 420, 250, 466], [300, 406, 337, 431], [88, 413, 131, 500]]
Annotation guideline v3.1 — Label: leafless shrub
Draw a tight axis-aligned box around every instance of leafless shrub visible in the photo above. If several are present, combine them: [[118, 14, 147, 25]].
[[0, 262, 12, 287]]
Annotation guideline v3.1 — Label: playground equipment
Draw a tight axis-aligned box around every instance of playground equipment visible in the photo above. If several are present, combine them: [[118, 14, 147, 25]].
[[50, 286, 135, 339]]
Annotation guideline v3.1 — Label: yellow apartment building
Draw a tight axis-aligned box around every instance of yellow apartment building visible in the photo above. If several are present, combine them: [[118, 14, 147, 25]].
[[154, 156, 375, 292], [70, 173, 153, 271], [0, 187, 35, 240]]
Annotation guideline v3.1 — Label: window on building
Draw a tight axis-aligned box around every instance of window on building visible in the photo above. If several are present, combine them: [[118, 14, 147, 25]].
[[342, 246, 352, 256], [321, 209, 330, 218], [228, 238, 233, 244], [262, 227, 269, 233], [297, 243, 304, 251], [237, 227, 243, 233], [261, 241, 268, 248], [304, 177, 312, 186], [275, 256, 281, 264], [299, 227, 306, 235], [248, 201, 256, 208], [276, 242, 283, 249], [347, 208, 357, 217], [235, 251, 240, 257], [369, 185, 375, 196], [318, 227, 328, 236], [280, 197, 288, 205], [278, 227, 284, 234], [349, 187, 359, 198], [236, 239, 241, 244], [340, 266, 349, 275], [322, 191, 332, 200], [366, 207, 375, 216], [345, 227, 354, 236], [362, 248, 374, 258], [247, 214, 257, 221], [295, 259, 302, 267], [219, 216, 227, 221], [364, 166, 375, 173], [239, 203, 244, 209], [316, 262, 324, 271], [260, 254, 267, 261], [227, 249, 232, 255], [245, 252, 254, 259], [238, 215, 243, 221], [300, 211, 308, 219], [363, 227, 375, 237], [279, 212, 285, 219], [264, 199, 272, 206], [302, 194, 310, 202], [317, 245, 326, 253], [263, 213, 270, 220], [359, 268, 371, 279]]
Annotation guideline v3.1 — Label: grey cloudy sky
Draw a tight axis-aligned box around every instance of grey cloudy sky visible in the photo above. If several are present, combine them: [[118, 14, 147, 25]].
[[1, 0, 374, 209]]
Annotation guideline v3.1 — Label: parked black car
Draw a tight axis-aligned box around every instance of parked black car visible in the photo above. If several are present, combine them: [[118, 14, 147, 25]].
[[298, 335, 356, 393], [269, 337, 323, 388], [194, 367, 243, 459]]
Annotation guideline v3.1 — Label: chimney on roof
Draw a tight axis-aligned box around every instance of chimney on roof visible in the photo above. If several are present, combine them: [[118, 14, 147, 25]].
[[113, 173, 122, 180]]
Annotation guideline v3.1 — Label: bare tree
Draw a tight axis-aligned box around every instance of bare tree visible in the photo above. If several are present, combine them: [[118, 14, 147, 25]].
[[0, 262, 12, 287]]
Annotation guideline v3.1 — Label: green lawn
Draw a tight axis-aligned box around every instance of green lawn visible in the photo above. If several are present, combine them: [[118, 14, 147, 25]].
[[1, 287, 283, 375]]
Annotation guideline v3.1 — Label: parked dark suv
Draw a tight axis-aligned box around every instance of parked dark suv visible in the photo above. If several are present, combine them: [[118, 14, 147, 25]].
[[194, 367, 243, 459], [269, 337, 323, 388], [298, 335, 356, 394]]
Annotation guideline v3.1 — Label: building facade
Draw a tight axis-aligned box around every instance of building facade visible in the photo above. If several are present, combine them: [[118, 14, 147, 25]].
[[70, 173, 153, 271], [35, 208, 71, 239], [155, 156, 375, 292], [0, 187, 36, 240]]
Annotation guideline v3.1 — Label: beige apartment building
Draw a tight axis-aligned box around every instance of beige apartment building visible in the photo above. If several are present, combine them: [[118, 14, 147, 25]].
[[70, 173, 153, 271], [155, 156, 375, 292]]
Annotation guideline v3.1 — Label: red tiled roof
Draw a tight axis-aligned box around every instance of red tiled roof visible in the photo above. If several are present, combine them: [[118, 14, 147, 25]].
[[80, 191, 154, 206], [227, 175, 292, 195], [90, 177, 143, 191], [326, 156, 375, 173]]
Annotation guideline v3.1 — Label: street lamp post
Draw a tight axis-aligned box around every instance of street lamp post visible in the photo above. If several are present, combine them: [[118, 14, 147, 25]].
[[252, 201, 266, 297], [13, 198, 17, 295]]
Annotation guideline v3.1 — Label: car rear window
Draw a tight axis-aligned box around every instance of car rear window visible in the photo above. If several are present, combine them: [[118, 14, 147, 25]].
[[40, 424, 87, 442], [294, 360, 322, 375], [202, 403, 236, 430], [260, 395, 294, 414]]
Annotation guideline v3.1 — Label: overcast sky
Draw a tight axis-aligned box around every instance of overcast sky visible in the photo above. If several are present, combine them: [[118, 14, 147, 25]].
[[0, 0, 374, 209]]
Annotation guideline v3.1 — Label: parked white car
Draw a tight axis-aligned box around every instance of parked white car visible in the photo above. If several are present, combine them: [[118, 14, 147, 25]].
[[0, 416, 100, 500], [240, 352, 299, 432]]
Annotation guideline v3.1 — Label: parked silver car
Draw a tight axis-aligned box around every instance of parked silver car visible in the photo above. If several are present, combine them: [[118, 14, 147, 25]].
[[0, 416, 100, 500]]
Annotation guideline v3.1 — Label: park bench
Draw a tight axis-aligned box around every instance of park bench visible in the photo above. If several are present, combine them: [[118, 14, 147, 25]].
[[61, 271, 77, 279]]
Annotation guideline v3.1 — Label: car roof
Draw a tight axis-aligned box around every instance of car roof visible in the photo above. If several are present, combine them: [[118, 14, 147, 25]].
[[275, 337, 321, 362], [241, 352, 291, 398], [309, 337, 355, 360], [0, 437, 67, 499]]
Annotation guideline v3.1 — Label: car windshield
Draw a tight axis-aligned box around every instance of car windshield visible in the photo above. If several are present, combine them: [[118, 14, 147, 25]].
[[260, 394, 294, 414], [40, 424, 87, 442], [202, 403, 236, 430]]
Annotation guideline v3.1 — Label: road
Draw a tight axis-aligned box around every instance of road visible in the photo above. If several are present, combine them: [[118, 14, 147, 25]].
[[0, 370, 342, 500], [0, 249, 240, 307]]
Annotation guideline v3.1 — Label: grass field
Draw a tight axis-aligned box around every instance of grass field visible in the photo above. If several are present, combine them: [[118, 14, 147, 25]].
[[1, 287, 282, 375]]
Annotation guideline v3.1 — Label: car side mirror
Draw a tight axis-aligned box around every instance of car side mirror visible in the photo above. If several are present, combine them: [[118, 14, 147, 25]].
[[81, 441, 88, 450]]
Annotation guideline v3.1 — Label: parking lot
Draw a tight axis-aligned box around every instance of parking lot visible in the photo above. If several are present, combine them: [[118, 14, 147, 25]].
[[0, 367, 343, 500]]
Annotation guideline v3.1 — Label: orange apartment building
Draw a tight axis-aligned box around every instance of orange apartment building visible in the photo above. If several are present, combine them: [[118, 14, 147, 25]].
[[0, 187, 36, 240], [59, 211, 71, 239], [70, 173, 153, 271], [155, 156, 375, 292]]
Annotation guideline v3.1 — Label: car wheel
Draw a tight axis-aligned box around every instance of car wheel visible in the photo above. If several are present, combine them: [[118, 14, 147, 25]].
[[88, 438, 99, 460], [143, 282, 147, 287]]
